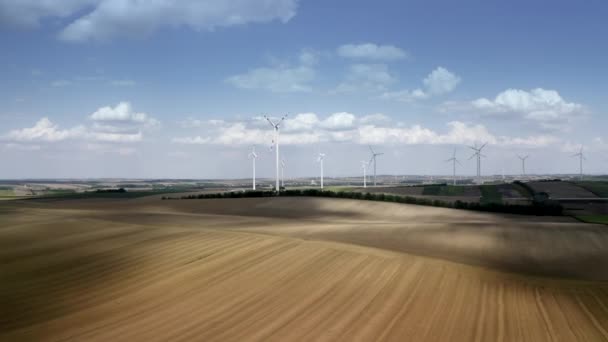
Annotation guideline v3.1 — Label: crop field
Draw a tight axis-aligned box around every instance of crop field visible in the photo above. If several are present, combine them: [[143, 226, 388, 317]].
[[1, 196, 608, 341], [577, 181, 608, 198], [528, 181, 599, 199]]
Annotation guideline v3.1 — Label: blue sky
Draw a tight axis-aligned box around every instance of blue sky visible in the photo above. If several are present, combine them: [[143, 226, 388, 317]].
[[0, 0, 606, 179]]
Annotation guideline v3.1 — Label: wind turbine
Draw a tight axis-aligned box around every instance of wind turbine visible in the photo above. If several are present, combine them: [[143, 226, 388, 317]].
[[368, 145, 384, 186], [248, 145, 258, 190], [361, 160, 369, 188], [468, 142, 488, 180], [280, 158, 286, 189], [264, 114, 287, 192], [445, 148, 461, 186], [517, 155, 529, 176], [317, 153, 326, 189], [572, 146, 586, 179]]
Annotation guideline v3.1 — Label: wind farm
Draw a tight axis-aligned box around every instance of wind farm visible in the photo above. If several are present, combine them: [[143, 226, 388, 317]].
[[2, 1, 608, 341]]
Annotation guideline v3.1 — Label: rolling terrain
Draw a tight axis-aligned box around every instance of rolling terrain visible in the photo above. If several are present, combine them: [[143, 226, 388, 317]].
[[1, 196, 608, 341]]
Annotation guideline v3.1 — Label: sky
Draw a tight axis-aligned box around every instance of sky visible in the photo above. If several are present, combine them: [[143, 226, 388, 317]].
[[0, 0, 607, 179]]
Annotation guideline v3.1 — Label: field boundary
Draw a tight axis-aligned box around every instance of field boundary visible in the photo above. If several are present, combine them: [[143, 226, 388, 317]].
[[163, 189, 564, 217]]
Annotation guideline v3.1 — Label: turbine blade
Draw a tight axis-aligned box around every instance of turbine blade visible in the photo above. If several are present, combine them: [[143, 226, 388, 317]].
[[368, 145, 375, 154]]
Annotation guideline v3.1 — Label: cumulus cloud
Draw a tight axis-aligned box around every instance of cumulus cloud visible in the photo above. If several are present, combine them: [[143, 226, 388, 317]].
[[90, 101, 159, 128], [337, 43, 407, 61], [4, 118, 85, 142], [2, 101, 156, 146], [471, 88, 585, 129], [423, 67, 461, 95], [380, 66, 460, 102], [334, 64, 396, 93], [0, 0, 299, 42], [173, 113, 557, 148]]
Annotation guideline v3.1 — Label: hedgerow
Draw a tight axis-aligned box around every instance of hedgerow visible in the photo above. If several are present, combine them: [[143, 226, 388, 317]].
[[162, 189, 563, 216]]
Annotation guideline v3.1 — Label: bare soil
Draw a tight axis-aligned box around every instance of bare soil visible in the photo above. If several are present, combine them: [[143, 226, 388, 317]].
[[1, 197, 607, 341]]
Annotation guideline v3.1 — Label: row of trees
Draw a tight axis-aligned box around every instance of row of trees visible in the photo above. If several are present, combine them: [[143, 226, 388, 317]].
[[163, 189, 563, 216]]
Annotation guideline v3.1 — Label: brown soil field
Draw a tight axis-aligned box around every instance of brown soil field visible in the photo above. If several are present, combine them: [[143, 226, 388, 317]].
[[1, 197, 608, 341]]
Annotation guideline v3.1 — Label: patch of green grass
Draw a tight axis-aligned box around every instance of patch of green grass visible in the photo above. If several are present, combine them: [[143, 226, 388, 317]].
[[0, 189, 14, 197], [422, 185, 441, 195], [480, 185, 503, 204], [576, 215, 608, 225], [422, 185, 464, 196], [576, 181, 608, 198], [324, 186, 354, 192]]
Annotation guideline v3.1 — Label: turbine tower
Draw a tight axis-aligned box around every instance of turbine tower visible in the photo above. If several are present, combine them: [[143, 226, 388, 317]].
[[264, 114, 287, 192], [517, 155, 529, 176], [280, 158, 286, 189], [248, 145, 258, 190], [572, 146, 586, 179], [468, 142, 488, 179], [361, 160, 369, 188], [368, 145, 384, 186], [445, 148, 461, 186], [317, 153, 326, 189]]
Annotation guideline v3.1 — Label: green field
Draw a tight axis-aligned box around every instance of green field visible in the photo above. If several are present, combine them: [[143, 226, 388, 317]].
[[0, 189, 14, 197], [480, 185, 503, 204], [576, 181, 608, 198], [422, 185, 464, 196], [576, 215, 608, 225]]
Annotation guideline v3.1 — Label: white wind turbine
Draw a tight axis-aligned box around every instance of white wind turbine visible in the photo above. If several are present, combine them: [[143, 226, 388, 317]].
[[468, 142, 488, 179], [368, 145, 384, 186], [517, 155, 529, 176], [264, 114, 287, 192], [248, 145, 258, 190], [317, 152, 326, 189], [361, 160, 369, 188], [445, 148, 461, 186], [572, 146, 586, 180]]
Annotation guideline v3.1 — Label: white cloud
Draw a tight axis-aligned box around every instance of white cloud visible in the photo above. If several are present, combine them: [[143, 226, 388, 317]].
[[0, 0, 98, 28], [226, 65, 314, 92], [423, 67, 461, 95], [379, 89, 428, 102], [4, 118, 85, 142], [0, 0, 298, 41], [179, 118, 225, 128], [334, 64, 396, 93], [172, 136, 212, 144], [89, 101, 159, 128], [359, 113, 391, 125], [91, 131, 142, 143], [173, 113, 557, 148], [320, 112, 356, 130], [2, 101, 157, 146], [471, 88, 585, 129], [337, 43, 407, 61], [298, 49, 319, 66], [380, 66, 460, 102]]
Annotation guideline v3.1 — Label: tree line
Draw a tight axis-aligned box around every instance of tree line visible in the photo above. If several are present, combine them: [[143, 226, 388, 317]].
[[162, 189, 563, 216]]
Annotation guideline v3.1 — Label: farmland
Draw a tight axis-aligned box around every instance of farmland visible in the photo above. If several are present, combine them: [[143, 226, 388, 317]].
[[1, 196, 607, 341]]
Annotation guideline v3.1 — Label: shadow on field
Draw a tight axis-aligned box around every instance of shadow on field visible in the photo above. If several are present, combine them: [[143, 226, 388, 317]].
[[307, 220, 608, 281], [0, 214, 171, 340]]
